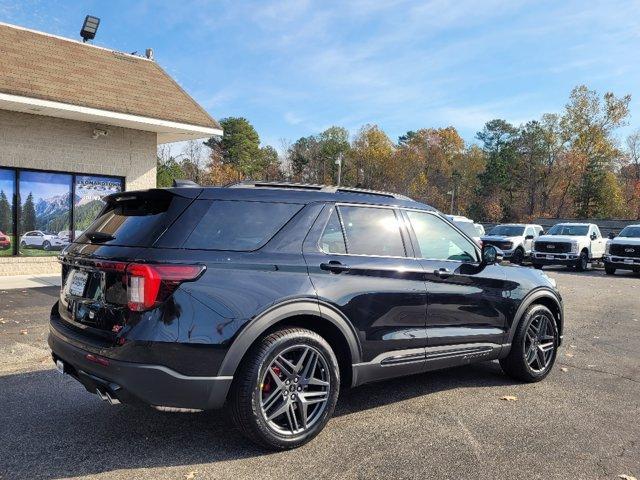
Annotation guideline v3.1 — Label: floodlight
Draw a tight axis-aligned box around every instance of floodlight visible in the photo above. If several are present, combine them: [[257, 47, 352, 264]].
[[80, 15, 100, 43]]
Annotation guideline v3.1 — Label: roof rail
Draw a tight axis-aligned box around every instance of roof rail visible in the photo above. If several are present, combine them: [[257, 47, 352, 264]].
[[228, 181, 410, 200]]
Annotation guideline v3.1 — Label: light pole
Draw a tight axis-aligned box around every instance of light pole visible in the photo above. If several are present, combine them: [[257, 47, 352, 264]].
[[335, 155, 343, 186]]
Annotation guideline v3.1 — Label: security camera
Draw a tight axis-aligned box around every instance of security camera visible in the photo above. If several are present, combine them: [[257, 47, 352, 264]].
[[92, 128, 109, 139]]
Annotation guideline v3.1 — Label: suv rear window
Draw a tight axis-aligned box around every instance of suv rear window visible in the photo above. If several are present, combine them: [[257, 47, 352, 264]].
[[182, 200, 303, 251], [76, 190, 192, 247]]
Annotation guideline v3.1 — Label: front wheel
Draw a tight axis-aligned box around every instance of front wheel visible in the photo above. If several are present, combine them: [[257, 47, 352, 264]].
[[500, 304, 558, 382], [230, 328, 340, 450], [604, 264, 616, 275], [42, 241, 51, 251], [575, 251, 588, 271], [510, 248, 525, 265], [532, 263, 543, 270]]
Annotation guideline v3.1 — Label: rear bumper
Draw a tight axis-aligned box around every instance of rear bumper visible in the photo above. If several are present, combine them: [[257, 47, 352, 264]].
[[48, 320, 232, 410]]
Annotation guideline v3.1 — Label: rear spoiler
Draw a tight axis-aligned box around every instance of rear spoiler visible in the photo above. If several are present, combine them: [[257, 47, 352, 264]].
[[103, 187, 203, 204]]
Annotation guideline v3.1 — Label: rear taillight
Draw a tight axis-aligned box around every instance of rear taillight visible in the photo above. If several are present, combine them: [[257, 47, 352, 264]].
[[126, 263, 205, 312]]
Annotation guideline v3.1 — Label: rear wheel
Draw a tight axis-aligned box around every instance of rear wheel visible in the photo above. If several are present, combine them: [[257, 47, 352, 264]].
[[43, 241, 51, 251], [575, 250, 588, 271], [500, 304, 558, 382], [511, 248, 525, 265], [604, 264, 616, 275], [230, 328, 339, 450]]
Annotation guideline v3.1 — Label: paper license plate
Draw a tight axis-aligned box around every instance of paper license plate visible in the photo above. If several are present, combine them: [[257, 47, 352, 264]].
[[546, 255, 555, 260], [624, 259, 634, 265], [68, 270, 88, 297]]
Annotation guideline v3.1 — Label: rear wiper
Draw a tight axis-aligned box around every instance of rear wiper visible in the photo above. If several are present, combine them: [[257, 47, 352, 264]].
[[86, 232, 115, 243]]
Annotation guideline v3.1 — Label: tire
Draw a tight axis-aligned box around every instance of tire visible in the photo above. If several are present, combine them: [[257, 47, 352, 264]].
[[500, 304, 558, 383], [604, 264, 616, 275], [575, 250, 588, 271], [230, 327, 340, 450], [20, 241, 27, 248], [43, 241, 51, 251], [533, 263, 543, 270], [510, 248, 525, 265]]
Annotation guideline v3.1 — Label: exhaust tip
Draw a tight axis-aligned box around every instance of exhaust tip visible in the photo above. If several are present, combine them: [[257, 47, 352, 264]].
[[96, 389, 121, 405]]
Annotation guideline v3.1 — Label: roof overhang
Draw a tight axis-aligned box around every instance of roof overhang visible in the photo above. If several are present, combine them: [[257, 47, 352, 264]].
[[0, 92, 222, 144]]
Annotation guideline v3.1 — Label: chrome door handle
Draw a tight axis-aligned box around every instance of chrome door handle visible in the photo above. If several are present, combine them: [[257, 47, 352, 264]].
[[434, 267, 452, 278], [320, 261, 350, 273]]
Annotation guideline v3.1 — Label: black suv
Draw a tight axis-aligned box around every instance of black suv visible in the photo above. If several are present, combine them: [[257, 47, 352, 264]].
[[49, 182, 563, 449]]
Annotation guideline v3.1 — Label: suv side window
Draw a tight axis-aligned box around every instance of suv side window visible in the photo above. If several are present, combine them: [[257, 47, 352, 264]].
[[406, 210, 478, 262], [338, 205, 405, 257], [319, 209, 346, 254]]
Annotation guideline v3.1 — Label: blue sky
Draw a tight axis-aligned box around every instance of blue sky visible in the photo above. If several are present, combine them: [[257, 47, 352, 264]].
[[2, 0, 640, 149]]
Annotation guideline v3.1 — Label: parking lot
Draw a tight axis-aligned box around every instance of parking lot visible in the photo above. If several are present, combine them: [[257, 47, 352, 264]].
[[0, 268, 638, 480]]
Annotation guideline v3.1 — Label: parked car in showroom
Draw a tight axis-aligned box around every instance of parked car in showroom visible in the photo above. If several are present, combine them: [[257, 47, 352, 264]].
[[19, 230, 68, 250], [531, 222, 606, 271], [0, 230, 11, 250], [49, 182, 563, 450], [445, 215, 485, 246], [604, 224, 640, 275], [481, 223, 544, 264]]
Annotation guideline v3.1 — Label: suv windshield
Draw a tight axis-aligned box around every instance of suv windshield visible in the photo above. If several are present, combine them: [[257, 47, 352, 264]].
[[547, 225, 589, 236], [488, 225, 524, 237], [618, 226, 640, 238]]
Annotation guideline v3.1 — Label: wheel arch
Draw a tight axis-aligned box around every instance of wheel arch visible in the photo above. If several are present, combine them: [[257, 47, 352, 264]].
[[217, 300, 361, 388], [506, 288, 563, 347]]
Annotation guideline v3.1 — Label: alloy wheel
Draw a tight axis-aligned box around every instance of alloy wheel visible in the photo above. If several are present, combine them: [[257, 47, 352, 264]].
[[523, 313, 556, 373], [259, 344, 331, 436]]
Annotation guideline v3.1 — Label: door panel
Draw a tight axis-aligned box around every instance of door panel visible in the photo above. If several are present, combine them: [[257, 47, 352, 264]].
[[303, 204, 428, 368], [402, 210, 512, 352]]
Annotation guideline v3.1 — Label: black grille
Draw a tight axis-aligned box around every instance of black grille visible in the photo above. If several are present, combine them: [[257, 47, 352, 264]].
[[535, 241, 571, 253], [610, 244, 640, 258], [483, 240, 513, 250]]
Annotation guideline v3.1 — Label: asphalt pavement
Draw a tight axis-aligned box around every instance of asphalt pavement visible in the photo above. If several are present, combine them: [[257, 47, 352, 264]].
[[0, 268, 638, 480]]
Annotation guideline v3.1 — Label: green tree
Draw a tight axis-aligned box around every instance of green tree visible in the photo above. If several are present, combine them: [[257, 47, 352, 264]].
[[474, 119, 519, 221], [156, 157, 185, 188], [204, 117, 261, 178], [0, 190, 11, 233], [21, 192, 36, 233]]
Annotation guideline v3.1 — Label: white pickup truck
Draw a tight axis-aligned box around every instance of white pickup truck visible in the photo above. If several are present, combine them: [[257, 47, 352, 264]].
[[604, 224, 640, 275], [531, 223, 606, 271]]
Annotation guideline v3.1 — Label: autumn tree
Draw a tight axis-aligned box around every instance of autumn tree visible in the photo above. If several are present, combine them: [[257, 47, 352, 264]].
[[561, 85, 631, 217]]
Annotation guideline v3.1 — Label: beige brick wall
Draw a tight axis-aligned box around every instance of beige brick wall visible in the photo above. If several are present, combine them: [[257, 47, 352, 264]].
[[0, 109, 157, 276]]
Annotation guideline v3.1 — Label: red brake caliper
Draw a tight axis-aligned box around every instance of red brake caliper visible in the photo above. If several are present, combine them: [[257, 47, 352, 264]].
[[263, 366, 282, 393]]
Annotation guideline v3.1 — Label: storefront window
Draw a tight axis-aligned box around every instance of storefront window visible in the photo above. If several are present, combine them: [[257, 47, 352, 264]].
[[0, 169, 15, 257], [73, 175, 123, 236], [18, 171, 72, 256]]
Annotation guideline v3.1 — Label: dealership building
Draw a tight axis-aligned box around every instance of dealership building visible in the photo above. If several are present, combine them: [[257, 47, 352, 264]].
[[0, 22, 221, 276]]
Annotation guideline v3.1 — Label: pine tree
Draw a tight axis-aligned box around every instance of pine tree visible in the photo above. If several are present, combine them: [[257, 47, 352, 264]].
[[22, 192, 37, 232], [0, 190, 11, 233]]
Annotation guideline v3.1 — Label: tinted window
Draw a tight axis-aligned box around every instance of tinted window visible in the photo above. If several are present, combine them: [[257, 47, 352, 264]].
[[619, 226, 640, 237], [407, 211, 478, 262], [77, 191, 190, 247], [320, 209, 346, 254], [184, 200, 303, 251], [339, 206, 405, 257]]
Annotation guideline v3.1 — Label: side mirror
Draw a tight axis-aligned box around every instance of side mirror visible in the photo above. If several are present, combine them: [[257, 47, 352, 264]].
[[482, 245, 503, 265], [608, 232, 616, 239], [590, 233, 597, 240], [525, 234, 534, 240]]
